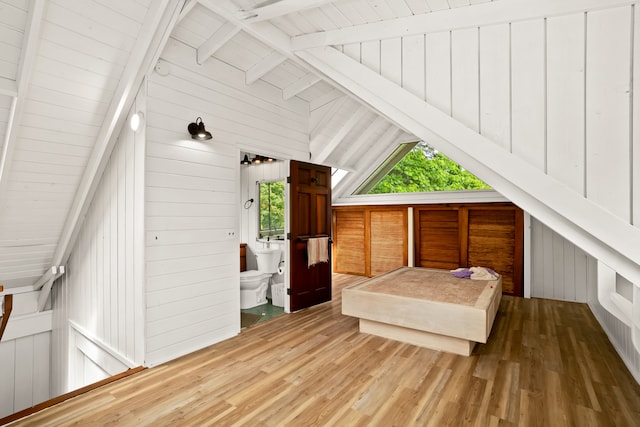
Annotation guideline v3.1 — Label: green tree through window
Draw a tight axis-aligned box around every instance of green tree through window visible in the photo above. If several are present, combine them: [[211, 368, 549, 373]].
[[259, 181, 285, 238], [369, 141, 490, 194]]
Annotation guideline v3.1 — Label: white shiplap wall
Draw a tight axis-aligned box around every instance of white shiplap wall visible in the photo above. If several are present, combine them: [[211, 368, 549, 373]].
[[0, 331, 50, 418], [49, 99, 145, 396], [144, 38, 308, 366], [530, 217, 589, 302]]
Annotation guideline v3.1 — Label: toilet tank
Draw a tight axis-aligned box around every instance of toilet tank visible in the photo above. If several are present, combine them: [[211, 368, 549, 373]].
[[255, 248, 281, 273]]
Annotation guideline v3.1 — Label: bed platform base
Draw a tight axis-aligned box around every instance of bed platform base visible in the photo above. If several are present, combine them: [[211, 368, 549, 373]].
[[342, 267, 502, 356]]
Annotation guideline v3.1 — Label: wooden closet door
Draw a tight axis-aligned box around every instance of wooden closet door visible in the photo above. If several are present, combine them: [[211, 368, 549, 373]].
[[415, 208, 461, 270], [370, 209, 407, 276], [466, 207, 523, 296], [333, 209, 367, 275]]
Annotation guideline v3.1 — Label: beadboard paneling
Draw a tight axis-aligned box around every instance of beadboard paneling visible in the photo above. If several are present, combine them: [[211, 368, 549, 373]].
[[50, 102, 145, 396], [530, 217, 589, 302], [0, 332, 51, 418]]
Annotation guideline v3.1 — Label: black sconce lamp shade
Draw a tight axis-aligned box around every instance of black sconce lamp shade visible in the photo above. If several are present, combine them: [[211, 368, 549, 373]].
[[187, 117, 212, 140], [241, 154, 251, 165]]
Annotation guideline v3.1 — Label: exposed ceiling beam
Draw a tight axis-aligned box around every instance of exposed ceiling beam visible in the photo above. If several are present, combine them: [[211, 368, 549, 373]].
[[282, 72, 321, 100], [0, 77, 17, 97], [197, 21, 240, 64], [177, 0, 199, 22], [313, 106, 368, 164], [245, 51, 286, 84], [0, 0, 46, 212], [198, 0, 330, 93], [238, 0, 337, 23], [292, 0, 637, 50], [40, 0, 187, 294], [296, 45, 640, 286]]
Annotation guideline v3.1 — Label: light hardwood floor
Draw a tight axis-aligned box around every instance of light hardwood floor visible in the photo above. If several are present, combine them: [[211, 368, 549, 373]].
[[10, 274, 640, 426]]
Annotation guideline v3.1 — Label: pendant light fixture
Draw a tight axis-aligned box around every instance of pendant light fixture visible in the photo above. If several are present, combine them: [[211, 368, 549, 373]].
[[241, 154, 251, 165], [187, 117, 212, 141]]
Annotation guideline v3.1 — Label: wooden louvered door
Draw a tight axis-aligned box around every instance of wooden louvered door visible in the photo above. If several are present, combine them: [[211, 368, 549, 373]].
[[415, 208, 463, 270], [414, 204, 523, 296], [466, 207, 523, 296], [333, 206, 408, 277]]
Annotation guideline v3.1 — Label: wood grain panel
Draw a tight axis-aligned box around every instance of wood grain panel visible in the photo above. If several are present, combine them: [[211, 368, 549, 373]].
[[417, 209, 460, 269], [370, 210, 407, 276], [334, 210, 366, 275], [467, 208, 522, 296]]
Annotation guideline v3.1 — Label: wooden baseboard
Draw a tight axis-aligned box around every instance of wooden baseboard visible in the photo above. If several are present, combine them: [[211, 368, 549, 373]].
[[0, 366, 145, 426]]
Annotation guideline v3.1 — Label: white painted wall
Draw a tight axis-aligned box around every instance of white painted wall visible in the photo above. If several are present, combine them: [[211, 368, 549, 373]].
[[530, 217, 590, 302], [0, 327, 50, 418], [144, 39, 308, 366], [49, 96, 146, 396]]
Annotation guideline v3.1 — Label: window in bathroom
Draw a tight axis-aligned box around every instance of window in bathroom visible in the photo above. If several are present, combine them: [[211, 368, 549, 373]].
[[258, 180, 285, 239]]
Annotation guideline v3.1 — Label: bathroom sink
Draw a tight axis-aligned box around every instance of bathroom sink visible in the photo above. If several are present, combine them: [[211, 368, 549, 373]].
[[254, 247, 279, 254]]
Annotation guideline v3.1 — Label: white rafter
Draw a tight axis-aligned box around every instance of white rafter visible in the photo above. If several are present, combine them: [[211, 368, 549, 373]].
[[197, 21, 240, 64], [296, 45, 640, 286], [291, 0, 637, 50], [0, 0, 46, 210], [198, 0, 322, 79], [282, 72, 321, 100], [313, 106, 368, 164], [238, 0, 337, 23], [245, 51, 286, 84], [34, 0, 187, 308]]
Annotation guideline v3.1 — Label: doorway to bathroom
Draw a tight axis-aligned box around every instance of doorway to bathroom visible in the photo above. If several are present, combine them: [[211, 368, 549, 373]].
[[239, 152, 289, 327]]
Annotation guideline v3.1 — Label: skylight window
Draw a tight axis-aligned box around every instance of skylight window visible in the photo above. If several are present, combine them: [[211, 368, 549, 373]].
[[355, 141, 490, 195]]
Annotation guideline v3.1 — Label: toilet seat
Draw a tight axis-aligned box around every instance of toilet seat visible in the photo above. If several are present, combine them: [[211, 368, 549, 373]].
[[240, 270, 264, 279]]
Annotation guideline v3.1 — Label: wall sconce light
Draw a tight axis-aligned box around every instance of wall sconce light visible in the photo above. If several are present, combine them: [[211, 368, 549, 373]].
[[129, 112, 144, 132], [241, 154, 251, 165], [187, 117, 212, 141], [252, 156, 262, 164]]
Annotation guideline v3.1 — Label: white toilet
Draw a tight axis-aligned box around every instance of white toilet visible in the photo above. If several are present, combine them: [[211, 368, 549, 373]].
[[240, 247, 281, 309]]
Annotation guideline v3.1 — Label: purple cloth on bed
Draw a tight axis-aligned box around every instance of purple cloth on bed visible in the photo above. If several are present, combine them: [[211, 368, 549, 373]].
[[451, 268, 472, 279]]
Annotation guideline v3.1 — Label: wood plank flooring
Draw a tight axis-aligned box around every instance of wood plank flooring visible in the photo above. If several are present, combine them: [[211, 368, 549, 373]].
[[10, 274, 640, 426]]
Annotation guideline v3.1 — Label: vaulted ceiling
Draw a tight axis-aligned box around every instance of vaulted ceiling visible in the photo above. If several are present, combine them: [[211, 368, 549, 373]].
[[3, 0, 639, 294], [0, 0, 487, 290]]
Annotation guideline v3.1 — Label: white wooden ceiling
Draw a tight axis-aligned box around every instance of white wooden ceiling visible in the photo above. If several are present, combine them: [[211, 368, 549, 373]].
[[0, 0, 490, 289]]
